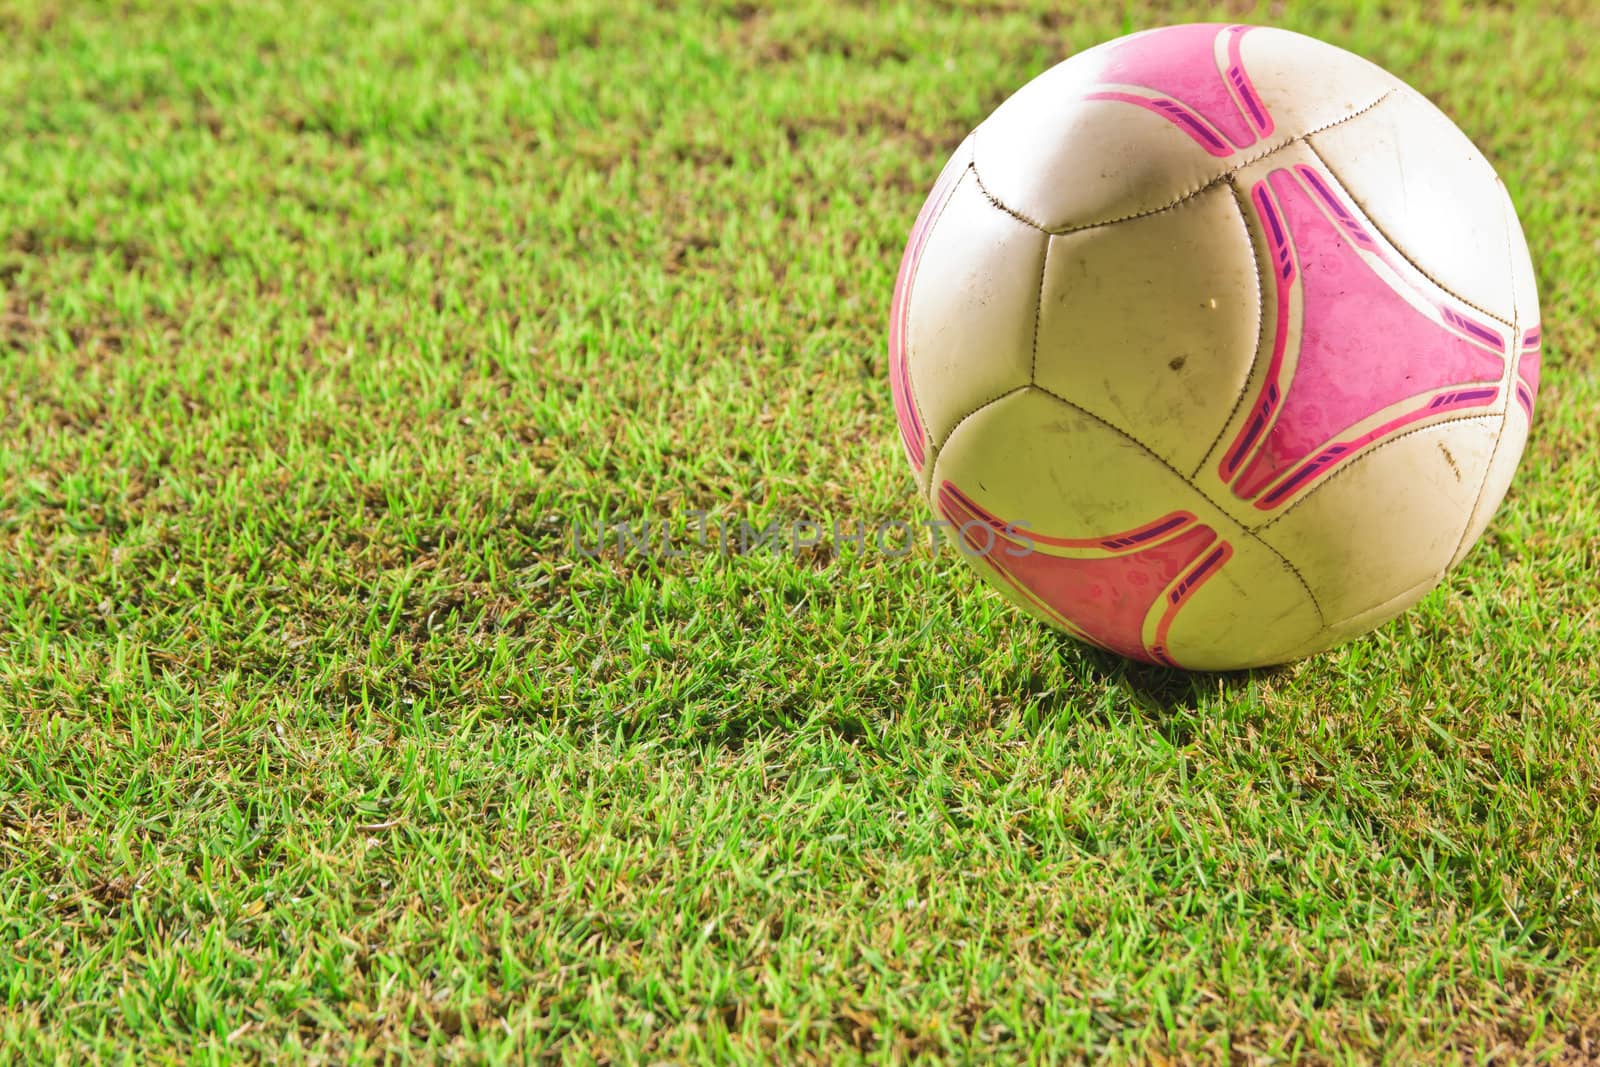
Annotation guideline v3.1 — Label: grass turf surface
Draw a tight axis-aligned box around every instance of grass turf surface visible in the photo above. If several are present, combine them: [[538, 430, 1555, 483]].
[[2, 0, 1599, 1062]]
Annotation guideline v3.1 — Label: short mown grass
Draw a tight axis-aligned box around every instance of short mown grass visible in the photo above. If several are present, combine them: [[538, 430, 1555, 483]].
[[2, 0, 1598, 1062]]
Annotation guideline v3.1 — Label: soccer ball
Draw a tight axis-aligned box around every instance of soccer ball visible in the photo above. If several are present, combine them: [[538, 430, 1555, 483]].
[[889, 23, 1540, 671]]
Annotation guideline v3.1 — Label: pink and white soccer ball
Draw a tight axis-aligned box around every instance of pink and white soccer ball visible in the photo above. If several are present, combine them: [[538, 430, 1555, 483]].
[[889, 23, 1540, 671]]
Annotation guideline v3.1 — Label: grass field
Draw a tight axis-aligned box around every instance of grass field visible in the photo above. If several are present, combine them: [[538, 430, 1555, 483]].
[[2, 0, 1599, 1062]]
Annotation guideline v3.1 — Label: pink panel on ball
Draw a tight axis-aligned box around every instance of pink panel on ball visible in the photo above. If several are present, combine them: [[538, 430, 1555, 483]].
[[1223, 24, 1274, 139], [936, 481, 1231, 668], [1252, 386, 1499, 509], [1517, 326, 1541, 420], [1218, 182, 1296, 484], [889, 153, 967, 472], [1087, 24, 1271, 155], [1224, 166, 1506, 507]]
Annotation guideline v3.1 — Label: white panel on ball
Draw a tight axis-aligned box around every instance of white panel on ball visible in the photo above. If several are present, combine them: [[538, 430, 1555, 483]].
[[904, 172, 1046, 456], [1309, 89, 1518, 324], [1032, 183, 1261, 477], [1253, 416, 1500, 624]]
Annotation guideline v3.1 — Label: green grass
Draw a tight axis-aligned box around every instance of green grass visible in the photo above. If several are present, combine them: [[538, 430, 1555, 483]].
[[2, 0, 1598, 1062]]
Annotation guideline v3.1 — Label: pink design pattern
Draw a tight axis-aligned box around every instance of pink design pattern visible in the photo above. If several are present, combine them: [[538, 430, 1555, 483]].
[[936, 482, 1232, 668], [889, 150, 968, 472], [1084, 24, 1274, 157], [1516, 326, 1541, 420], [1220, 165, 1507, 509]]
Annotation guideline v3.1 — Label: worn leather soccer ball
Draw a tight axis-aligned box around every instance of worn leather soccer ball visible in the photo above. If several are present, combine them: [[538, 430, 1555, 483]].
[[889, 24, 1540, 670]]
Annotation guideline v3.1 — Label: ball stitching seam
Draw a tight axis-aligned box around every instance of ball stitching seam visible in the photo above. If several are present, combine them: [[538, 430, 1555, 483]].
[[1252, 412, 1503, 534], [1301, 131, 1515, 328], [1443, 178, 1526, 566], [970, 90, 1396, 237], [1027, 381, 1329, 628], [906, 158, 978, 476], [1192, 176, 1267, 484], [926, 383, 1033, 465]]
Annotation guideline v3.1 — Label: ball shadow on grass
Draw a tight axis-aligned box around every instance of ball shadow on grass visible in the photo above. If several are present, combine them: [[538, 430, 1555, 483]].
[[1049, 629, 1293, 721]]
